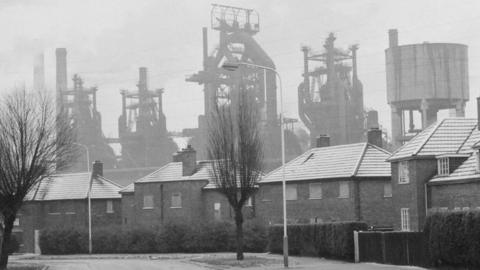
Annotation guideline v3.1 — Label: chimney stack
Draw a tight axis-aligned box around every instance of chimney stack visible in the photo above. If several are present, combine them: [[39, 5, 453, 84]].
[[388, 29, 398, 48], [92, 160, 103, 178], [367, 110, 379, 129], [367, 128, 383, 148], [316, 135, 330, 148], [56, 48, 67, 93], [138, 67, 148, 91], [173, 145, 197, 176]]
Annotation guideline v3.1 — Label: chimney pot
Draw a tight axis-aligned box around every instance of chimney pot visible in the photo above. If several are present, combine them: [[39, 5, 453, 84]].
[[92, 160, 103, 178], [316, 135, 330, 148], [367, 128, 383, 148]]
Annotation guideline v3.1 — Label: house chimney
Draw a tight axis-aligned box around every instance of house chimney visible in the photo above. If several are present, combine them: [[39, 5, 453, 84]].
[[92, 160, 103, 178], [173, 145, 197, 176], [316, 135, 330, 148], [388, 29, 398, 48], [367, 128, 383, 148], [477, 97, 480, 130]]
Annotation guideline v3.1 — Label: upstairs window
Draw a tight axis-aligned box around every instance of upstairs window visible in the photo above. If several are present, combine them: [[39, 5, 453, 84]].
[[384, 182, 392, 198], [143, 195, 154, 209], [338, 181, 350, 198], [286, 184, 297, 200], [399, 161, 409, 184], [171, 193, 182, 208], [437, 157, 449, 176], [106, 200, 114, 213], [309, 183, 322, 199]]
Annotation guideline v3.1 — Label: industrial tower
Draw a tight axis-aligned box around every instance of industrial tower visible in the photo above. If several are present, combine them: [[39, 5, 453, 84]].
[[55, 48, 116, 171], [298, 33, 373, 147], [118, 67, 177, 168], [187, 4, 302, 169], [385, 29, 469, 148]]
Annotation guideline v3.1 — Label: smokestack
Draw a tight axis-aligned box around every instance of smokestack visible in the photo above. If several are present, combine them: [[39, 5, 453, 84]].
[[367, 110, 379, 129], [477, 97, 480, 130], [367, 128, 383, 148], [316, 135, 330, 148], [138, 67, 148, 91], [33, 53, 45, 91], [56, 48, 67, 112], [92, 160, 103, 178], [173, 145, 197, 176], [202, 27, 208, 69], [388, 29, 398, 48]]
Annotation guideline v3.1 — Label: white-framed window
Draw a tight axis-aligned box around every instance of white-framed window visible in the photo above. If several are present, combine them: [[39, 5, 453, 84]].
[[286, 184, 297, 200], [13, 217, 19, 226], [106, 200, 114, 213], [437, 157, 449, 176], [384, 182, 392, 198], [401, 208, 410, 231], [214, 202, 221, 220], [171, 193, 182, 208], [309, 183, 322, 199], [338, 181, 349, 198], [399, 161, 409, 184], [143, 195, 154, 209]]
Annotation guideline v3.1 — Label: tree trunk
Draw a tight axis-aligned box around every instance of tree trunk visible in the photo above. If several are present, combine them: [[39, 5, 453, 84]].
[[234, 208, 244, 260], [0, 214, 15, 270]]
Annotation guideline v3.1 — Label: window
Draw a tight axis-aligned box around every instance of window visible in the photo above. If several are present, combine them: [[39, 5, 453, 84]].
[[309, 183, 322, 199], [106, 200, 114, 213], [437, 157, 449, 176], [171, 193, 182, 208], [143, 195, 153, 209], [286, 184, 297, 200], [47, 204, 60, 215], [13, 217, 19, 226], [214, 202, 221, 220], [65, 201, 76, 214], [398, 161, 409, 184], [384, 182, 392, 198], [338, 181, 349, 198], [401, 208, 410, 231]]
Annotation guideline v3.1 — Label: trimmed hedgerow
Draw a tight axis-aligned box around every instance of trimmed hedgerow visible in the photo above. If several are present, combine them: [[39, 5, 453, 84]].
[[424, 210, 480, 268], [40, 220, 267, 254], [268, 222, 368, 261]]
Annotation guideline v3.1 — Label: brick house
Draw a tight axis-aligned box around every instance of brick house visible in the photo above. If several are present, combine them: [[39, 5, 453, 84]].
[[120, 145, 255, 229], [387, 118, 480, 231], [257, 129, 393, 227], [16, 161, 122, 253]]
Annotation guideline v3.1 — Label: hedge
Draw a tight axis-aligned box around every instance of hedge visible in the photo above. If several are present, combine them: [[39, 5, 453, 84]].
[[40, 220, 267, 254], [268, 222, 368, 261], [424, 210, 480, 268]]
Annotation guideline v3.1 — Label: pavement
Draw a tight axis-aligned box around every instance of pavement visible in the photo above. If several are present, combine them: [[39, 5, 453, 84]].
[[9, 253, 428, 270]]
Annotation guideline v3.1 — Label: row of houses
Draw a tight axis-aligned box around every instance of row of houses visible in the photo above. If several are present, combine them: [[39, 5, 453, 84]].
[[14, 118, 480, 253]]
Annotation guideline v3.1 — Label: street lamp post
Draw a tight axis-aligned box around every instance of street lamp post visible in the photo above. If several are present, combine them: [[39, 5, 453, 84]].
[[222, 61, 288, 267], [73, 142, 92, 254]]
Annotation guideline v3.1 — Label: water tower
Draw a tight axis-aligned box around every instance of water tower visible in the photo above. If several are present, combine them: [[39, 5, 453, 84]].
[[386, 29, 469, 147]]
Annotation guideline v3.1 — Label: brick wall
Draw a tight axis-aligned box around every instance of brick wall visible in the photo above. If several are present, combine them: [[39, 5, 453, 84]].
[[257, 180, 357, 225], [359, 179, 394, 227], [121, 193, 135, 229], [202, 189, 255, 222], [430, 181, 480, 210], [17, 198, 121, 253], [391, 159, 437, 231], [133, 180, 208, 228]]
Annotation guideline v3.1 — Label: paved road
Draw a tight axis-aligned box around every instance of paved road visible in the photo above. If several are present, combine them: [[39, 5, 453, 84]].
[[11, 253, 426, 270]]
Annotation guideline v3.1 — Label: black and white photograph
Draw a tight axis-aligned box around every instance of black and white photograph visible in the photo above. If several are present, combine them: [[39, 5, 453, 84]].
[[0, 0, 479, 269]]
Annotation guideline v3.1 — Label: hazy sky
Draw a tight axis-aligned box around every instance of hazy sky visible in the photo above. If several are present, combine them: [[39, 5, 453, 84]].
[[1, 0, 480, 139]]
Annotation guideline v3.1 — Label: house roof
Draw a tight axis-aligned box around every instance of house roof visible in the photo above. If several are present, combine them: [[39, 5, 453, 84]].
[[388, 118, 478, 161], [119, 183, 134, 194], [135, 161, 212, 184], [260, 143, 391, 183], [26, 172, 122, 201]]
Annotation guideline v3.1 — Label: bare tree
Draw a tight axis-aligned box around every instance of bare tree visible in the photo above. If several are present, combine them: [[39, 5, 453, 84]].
[[0, 89, 76, 269], [207, 88, 264, 260]]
